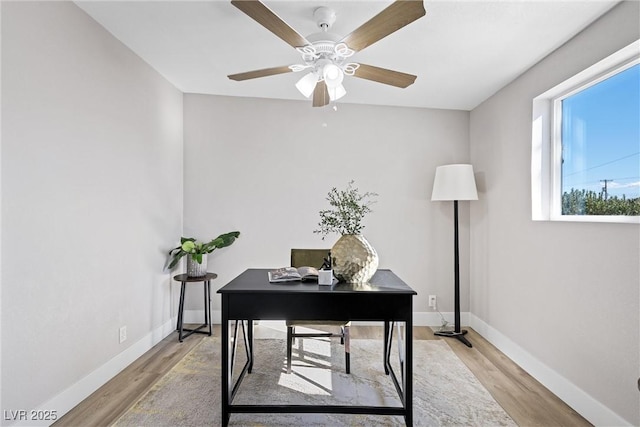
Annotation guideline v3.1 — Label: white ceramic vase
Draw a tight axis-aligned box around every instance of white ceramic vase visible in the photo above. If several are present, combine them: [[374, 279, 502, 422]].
[[331, 234, 379, 283], [186, 255, 208, 277]]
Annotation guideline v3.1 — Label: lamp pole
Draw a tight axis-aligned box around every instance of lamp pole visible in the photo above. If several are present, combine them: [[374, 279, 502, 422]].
[[453, 200, 461, 335], [434, 200, 472, 347]]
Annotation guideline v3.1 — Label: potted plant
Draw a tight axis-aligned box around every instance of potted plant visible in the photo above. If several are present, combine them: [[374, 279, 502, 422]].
[[314, 181, 378, 283], [168, 231, 240, 277]]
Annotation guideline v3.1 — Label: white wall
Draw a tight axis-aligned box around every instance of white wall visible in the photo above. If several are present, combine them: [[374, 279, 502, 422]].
[[4, 1, 634, 425], [1, 2, 183, 422], [182, 94, 471, 322], [469, 2, 640, 425]]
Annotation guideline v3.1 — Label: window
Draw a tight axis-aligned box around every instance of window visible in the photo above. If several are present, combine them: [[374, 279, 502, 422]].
[[532, 40, 640, 223], [559, 63, 639, 216]]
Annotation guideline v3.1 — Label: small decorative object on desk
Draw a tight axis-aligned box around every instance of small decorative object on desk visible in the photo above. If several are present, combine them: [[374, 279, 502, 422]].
[[317, 270, 333, 285], [167, 231, 240, 277], [318, 251, 334, 285], [332, 234, 378, 283], [268, 266, 319, 283], [321, 252, 332, 270], [314, 180, 379, 284]]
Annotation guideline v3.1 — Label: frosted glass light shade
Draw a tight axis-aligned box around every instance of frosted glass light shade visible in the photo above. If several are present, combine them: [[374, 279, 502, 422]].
[[323, 63, 344, 88], [328, 84, 346, 101], [295, 72, 318, 98], [431, 164, 478, 201]]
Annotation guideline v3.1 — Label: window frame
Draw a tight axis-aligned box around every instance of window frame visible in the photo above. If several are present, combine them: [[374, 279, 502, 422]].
[[532, 40, 640, 224]]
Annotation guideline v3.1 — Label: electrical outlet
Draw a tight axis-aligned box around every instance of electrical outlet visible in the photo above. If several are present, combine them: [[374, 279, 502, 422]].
[[119, 326, 127, 343], [428, 295, 437, 309]]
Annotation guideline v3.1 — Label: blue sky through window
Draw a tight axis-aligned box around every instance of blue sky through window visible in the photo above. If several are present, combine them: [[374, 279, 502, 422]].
[[561, 63, 640, 200]]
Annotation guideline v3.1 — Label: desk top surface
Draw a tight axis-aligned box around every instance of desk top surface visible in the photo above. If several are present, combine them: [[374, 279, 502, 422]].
[[217, 268, 416, 295]]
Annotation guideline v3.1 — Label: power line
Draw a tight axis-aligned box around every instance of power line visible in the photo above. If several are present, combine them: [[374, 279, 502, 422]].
[[564, 175, 640, 186], [564, 151, 640, 177]]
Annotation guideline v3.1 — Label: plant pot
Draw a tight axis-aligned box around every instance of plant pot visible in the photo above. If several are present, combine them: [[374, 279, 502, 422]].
[[186, 255, 208, 277], [331, 234, 379, 283]]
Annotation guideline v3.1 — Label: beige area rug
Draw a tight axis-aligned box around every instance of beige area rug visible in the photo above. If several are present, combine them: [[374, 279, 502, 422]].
[[114, 334, 516, 426]]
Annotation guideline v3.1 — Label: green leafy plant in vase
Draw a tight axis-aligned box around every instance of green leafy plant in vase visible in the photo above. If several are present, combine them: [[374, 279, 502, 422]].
[[314, 181, 379, 283], [168, 231, 240, 277]]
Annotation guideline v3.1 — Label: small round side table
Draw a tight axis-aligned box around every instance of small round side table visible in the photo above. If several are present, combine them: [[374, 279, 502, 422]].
[[173, 272, 217, 342]]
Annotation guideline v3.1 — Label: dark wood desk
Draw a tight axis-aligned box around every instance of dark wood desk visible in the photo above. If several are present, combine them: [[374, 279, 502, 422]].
[[217, 268, 416, 426]]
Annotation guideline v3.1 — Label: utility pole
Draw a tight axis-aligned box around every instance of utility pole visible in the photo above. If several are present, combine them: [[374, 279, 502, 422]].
[[600, 179, 613, 200]]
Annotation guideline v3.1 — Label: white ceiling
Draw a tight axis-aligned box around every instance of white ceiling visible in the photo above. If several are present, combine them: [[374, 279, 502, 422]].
[[75, 0, 619, 111]]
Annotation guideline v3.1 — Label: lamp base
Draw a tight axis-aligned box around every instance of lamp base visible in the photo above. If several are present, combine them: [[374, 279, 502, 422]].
[[434, 329, 472, 348]]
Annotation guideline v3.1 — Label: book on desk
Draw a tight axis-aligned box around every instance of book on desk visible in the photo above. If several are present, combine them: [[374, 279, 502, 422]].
[[267, 266, 319, 283]]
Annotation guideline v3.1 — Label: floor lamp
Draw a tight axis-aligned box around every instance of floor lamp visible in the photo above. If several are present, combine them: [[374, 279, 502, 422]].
[[431, 164, 478, 348]]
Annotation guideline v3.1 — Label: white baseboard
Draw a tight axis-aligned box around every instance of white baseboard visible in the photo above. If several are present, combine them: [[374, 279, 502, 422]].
[[183, 309, 221, 325], [8, 319, 176, 427], [413, 310, 469, 328], [469, 313, 632, 427], [19, 310, 627, 427]]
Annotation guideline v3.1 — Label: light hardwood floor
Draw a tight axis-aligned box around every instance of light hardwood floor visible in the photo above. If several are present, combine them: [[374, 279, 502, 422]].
[[55, 325, 591, 427]]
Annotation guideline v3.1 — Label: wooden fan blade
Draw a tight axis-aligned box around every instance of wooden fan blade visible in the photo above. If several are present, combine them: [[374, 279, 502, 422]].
[[312, 80, 329, 107], [340, 0, 426, 52], [354, 63, 417, 88], [228, 66, 292, 81], [231, 0, 309, 48]]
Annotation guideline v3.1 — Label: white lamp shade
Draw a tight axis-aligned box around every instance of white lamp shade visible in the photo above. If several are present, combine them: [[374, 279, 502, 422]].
[[323, 63, 344, 88], [328, 84, 346, 101], [431, 164, 478, 201], [295, 72, 318, 98]]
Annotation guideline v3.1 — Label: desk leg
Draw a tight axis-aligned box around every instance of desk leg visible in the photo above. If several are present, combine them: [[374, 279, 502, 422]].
[[221, 298, 230, 427], [230, 321, 240, 380], [205, 280, 212, 336], [247, 320, 254, 373], [383, 321, 391, 375], [404, 316, 413, 426], [384, 320, 413, 427]]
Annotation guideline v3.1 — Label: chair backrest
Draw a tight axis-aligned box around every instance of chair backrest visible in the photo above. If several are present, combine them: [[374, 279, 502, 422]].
[[290, 249, 330, 269]]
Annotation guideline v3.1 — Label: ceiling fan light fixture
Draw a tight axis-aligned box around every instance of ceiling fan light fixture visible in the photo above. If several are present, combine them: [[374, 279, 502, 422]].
[[328, 84, 346, 101], [295, 72, 318, 98], [323, 63, 344, 88], [343, 62, 360, 76]]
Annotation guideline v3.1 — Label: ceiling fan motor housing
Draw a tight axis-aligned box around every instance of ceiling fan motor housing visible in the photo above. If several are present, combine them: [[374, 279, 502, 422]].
[[306, 5, 342, 60], [314, 6, 336, 30]]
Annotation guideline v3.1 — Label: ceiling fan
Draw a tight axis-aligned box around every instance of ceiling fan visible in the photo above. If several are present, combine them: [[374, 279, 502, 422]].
[[227, 0, 426, 107]]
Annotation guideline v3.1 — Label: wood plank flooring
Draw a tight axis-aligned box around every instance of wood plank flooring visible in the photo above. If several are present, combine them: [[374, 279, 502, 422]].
[[55, 325, 591, 427], [53, 333, 205, 427]]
